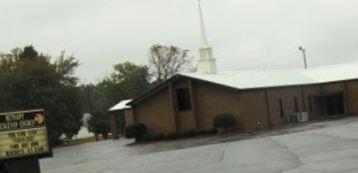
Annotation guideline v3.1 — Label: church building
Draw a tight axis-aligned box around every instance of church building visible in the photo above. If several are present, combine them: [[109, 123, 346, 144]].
[[115, 1, 358, 135]]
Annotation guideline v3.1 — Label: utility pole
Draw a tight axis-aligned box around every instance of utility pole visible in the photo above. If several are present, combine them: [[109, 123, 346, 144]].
[[299, 46, 308, 69]]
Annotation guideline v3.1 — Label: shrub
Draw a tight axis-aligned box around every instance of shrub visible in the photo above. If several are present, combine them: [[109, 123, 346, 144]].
[[207, 128, 218, 134], [125, 123, 147, 141], [179, 129, 196, 138], [213, 113, 237, 132], [141, 134, 153, 141], [197, 129, 208, 135], [152, 134, 165, 141], [166, 132, 180, 140]]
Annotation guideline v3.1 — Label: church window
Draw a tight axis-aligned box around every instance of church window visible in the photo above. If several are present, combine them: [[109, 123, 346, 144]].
[[177, 88, 192, 111], [279, 99, 284, 118]]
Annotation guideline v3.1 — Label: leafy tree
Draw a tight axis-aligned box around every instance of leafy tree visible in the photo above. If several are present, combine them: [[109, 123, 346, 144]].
[[86, 82, 111, 138], [0, 46, 82, 145], [87, 62, 151, 137], [109, 62, 151, 103], [149, 44, 194, 83], [19, 45, 38, 60]]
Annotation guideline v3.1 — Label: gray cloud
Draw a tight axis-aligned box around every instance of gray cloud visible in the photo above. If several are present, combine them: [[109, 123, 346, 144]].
[[1, 0, 357, 83]]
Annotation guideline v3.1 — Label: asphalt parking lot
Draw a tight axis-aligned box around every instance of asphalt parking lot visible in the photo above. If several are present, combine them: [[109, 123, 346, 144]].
[[41, 117, 358, 173]]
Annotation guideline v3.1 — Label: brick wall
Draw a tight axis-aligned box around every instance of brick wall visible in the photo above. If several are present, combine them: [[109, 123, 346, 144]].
[[130, 78, 358, 135], [193, 82, 241, 130], [347, 81, 358, 114], [239, 91, 268, 131], [134, 86, 176, 134], [124, 109, 134, 126]]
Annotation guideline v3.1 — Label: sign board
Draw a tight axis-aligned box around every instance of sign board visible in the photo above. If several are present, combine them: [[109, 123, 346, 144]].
[[0, 109, 50, 160]]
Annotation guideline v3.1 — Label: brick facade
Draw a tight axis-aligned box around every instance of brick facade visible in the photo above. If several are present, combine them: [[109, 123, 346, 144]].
[[126, 77, 358, 135]]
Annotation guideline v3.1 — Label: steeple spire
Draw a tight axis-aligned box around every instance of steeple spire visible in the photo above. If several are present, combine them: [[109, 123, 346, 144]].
[[197, 0, 217, 74], [198, 0, 209, 47]]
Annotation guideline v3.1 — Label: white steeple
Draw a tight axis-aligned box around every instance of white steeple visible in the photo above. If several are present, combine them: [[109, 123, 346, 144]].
[[197, 0, 217, 74]]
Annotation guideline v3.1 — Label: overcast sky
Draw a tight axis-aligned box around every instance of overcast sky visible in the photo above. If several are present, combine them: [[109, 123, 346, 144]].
[[1, 0, 357, 83]]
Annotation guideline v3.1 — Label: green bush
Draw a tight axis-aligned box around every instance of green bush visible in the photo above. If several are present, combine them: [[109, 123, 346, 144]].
[[197, 129, 208, 135], [125, 123, 147, 141], [207, 128, 218, 134], [213, 113, 237, 132], [152, 134, 165, 140], [166, 132, 180, 140], [179, 129, 196, 138], [141, 134, 153, 141]]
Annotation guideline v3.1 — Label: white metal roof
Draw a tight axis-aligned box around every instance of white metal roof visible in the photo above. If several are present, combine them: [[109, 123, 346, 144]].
[[108, 99, 133, 112], [181, 61, 358, 90]]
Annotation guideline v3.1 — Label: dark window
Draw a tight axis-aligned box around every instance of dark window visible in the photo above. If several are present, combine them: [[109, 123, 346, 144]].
[[279, 99, 284, 118], [308, 96, 313, 112], [325, 93, 344, 115], [294, 97, 299, 112], [177, 88, 191, 111]]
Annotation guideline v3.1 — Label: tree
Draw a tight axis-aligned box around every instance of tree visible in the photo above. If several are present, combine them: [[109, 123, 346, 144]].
[[86, 82, 111, 138], [110, 62, 151, 101], [149, 44, 194, 83], [0, 46, 83, 145], [19, 45, 38, 60], [87, 62, 151, 137]]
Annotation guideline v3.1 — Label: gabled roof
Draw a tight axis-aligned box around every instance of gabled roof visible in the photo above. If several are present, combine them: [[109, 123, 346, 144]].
[[130, 61, 358, 105], [108, 99, 133, 112], [182, 61, 358, 90]]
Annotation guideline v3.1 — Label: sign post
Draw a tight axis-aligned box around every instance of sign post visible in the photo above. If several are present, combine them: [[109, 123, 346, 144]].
[[0, 109, 51, 173]]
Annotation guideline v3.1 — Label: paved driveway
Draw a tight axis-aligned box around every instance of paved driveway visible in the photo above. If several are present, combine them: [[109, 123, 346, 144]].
[[41, 117, 358, 173]]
